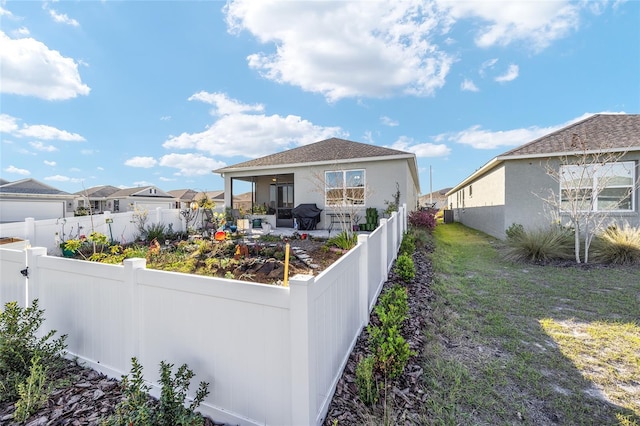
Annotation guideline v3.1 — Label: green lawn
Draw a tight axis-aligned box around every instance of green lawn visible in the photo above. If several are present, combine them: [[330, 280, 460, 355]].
[[421, 223, 640, 426]]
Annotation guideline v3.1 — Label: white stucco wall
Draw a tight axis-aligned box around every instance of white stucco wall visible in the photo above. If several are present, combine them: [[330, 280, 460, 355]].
[[448, 153, 640, 239], [447, 164, 507, 238]]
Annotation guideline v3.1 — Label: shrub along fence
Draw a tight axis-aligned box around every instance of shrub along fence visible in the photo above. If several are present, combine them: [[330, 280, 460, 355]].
[[0, 206, 407, 426]]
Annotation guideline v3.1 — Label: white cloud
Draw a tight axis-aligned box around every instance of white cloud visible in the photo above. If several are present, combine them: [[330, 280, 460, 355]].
[[189, 91, 264, 116], [44, 175, 83, 183], [29, 141, 58, 152], [437, 0, 582, 51], [380, 116, 399, 127], [47, 9, 80, 27], [164, 94, 346, 158], [14, 27, 30, 37], [479, 58, 498, 77], [389, 136, 451, 158], [460, 78, 479, 92], [4, 165, 30, 175], [0, 31, 90, 100], [18, 124, 85, 141], [132, 180, 153, 187], [225, 1, 454, 101], [0, 6, 13, 17], [44, 160, 56, 166], [159, 153, 227, 177], [159, 176, 176, 182], [124, 156, 158, 168], [495, 64, 519, 82], [0, 114, 19, 133]]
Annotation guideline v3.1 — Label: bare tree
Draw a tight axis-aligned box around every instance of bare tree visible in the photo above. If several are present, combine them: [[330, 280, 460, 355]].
[[307, 168, 373, 236], [542, 133, 638, 263]]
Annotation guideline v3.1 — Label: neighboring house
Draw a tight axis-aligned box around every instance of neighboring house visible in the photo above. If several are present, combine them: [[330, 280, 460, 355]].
[[168, 189, 200, 209], [0, 178, 75, 223], [214, 137, 421, 228], [75, 185, 121, 214], [79, 185, 175, 213], [419, 187, 452, 210], [106, 186, 175, 212], [446, 114, 640, 239]]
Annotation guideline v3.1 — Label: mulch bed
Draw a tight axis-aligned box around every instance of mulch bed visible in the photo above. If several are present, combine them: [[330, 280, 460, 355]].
[[324, 244, 435, 425]]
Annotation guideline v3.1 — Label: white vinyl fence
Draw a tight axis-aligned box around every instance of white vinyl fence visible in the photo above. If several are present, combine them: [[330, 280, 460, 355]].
[[0, 206, 408, 426]]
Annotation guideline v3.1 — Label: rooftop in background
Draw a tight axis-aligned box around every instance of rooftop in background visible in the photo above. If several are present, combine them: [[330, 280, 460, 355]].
[[214, 137, 414, 172], [500, 114, 640, 158]]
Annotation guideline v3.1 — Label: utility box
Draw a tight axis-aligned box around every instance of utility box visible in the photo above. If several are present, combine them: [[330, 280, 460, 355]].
[[443, 210, 454, 224]]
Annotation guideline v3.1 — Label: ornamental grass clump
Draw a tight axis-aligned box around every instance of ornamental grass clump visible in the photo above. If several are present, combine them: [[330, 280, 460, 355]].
[[591, 224, 640, 265], [505, 225, 574, 262]]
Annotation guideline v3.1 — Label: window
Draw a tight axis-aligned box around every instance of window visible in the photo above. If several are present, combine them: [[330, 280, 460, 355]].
[[113, 200, 120, 212], [325, 169, 365, 205], [560, 161, 635, 212]]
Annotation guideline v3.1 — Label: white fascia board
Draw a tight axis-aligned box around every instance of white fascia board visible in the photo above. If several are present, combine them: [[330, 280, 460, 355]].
[[498, 146, 640, 162], [446, 157, 502, 196]]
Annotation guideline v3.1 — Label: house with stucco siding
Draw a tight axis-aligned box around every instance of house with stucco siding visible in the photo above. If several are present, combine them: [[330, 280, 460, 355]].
[[446, 114, 640, 239], [214, 137, 421, 229]]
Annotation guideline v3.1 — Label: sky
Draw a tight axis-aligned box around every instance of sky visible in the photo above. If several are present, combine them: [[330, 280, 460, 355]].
[[1, 0, 638, 197]]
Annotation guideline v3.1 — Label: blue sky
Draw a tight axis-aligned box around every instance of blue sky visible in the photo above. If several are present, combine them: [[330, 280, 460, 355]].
[[1, 0, 638, 196]]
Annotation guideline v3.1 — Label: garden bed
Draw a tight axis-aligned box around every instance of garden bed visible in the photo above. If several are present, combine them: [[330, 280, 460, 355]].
[[59, 233, 346, 285]]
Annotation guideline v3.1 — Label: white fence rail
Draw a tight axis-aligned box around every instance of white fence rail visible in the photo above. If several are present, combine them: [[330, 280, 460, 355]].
[[0, 206, 408, 426]]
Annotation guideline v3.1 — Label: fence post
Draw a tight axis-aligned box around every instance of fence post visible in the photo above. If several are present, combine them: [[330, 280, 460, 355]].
[[379, 218, 388, 274], [401, 203, 407, 234], [25, 217, 35, 245], [357, 234, 370, 324], [155, 207, 162, 225], [25, 247, 47, 308], [123, 258, 146, 358], [289, 274, 316, 426]]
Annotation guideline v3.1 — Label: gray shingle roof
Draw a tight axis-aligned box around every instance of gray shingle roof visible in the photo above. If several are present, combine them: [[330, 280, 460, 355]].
[[0, 178, 70, 195], [76, 185, 121, 198], [215, 138, 412, 172], [501, 114, 640, 158]]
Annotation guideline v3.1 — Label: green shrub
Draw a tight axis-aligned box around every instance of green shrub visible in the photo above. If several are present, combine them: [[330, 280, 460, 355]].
[[376, 326, 412, 379], [14, 355, 51, 422], [399, 232, 415, 255], [106, 357, 210, 426], [505, 223, 525, 240], [355, 355, 379, 405], [394, 253, 415, 282], [367, 284, 413, 381], [375, 285, 408, 332], [0, 300, 67, 402], [505, 226, 574, 262], [591, 224, 640, 265]]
